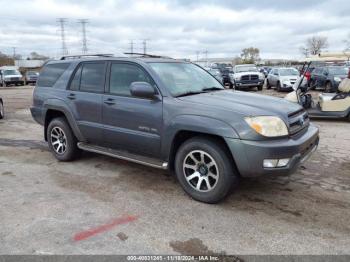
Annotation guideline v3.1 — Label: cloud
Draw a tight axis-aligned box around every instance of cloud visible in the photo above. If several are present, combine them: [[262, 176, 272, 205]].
[[0, 0, 349, 59]]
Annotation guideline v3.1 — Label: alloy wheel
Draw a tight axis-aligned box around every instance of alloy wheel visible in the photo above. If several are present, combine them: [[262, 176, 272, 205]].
[[183, 150, 219, 192], [50, 127, 67, 155]]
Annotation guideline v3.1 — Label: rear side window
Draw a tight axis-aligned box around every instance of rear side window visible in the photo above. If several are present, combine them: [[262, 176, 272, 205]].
[[37, 63, 70, 87], [80, 62, 106, 93]]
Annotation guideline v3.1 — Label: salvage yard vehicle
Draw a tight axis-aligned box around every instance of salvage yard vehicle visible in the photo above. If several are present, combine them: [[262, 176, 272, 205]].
[[285, 63, 350, 120], [310, 66, 348, 92], [0, 66, 24, 87], [232, 64, 265, 91], [0, 97, 4, 119], [266, 67, 299, 92], [31, 54, 319, 203], [24, 71, 39, 85]]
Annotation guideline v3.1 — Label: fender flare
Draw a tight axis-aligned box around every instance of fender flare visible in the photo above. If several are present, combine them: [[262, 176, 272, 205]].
[[43, 99, 84, 141]]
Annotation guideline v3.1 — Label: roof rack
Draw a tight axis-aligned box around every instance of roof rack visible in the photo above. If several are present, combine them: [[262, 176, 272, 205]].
[[124, 52, 173, 59], [60, 54, 114, 60]]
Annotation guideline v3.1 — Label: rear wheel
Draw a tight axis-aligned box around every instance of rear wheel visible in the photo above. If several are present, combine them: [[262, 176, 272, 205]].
[[0, 100, 4, 119], [174, 137, 239, 203], [47, 117, 81, 161]]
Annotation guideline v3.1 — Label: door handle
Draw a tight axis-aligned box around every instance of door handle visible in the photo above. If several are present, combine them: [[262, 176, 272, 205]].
[[67, 93, 76, 100], [104, 98, 116, 105]]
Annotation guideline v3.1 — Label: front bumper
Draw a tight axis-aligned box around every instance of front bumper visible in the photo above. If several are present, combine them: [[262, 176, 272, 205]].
[[225, 124, 319, 177], [234, 80, 264, 87]]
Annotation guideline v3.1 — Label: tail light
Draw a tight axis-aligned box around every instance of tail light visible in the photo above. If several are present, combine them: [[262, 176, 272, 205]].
[[304, 71, 311, 81]]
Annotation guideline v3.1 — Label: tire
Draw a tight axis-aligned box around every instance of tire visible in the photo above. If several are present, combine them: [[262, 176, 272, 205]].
[[2, 81, 6, 87], [0, 100, 4, 119], [257, 85, 263, 91], [174, 137, 239, 203], [310, 79, 317, 90], [47, 117, 81, 161], [266, 79, 271, 89], [325, 82, 333, 93], [276, 81, 281, 92]]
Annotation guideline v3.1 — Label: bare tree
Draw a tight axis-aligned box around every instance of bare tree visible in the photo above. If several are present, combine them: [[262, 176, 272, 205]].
[[343, 33, 350, 61], [240, 47, 260, 64], [302, 36, 328, 55]]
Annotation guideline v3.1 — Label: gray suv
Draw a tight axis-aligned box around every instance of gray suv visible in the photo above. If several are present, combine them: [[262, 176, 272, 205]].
[[31, 55, 319, 203]]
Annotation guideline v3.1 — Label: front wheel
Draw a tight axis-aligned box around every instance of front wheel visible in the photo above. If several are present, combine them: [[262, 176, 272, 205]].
[[0, 100, 4, 119], [174, 137, 239, 203], [266, 79, 271, 89], [257, 85, 263, 91], [47, 117, 81, 161], [276, 81, 281, 92]]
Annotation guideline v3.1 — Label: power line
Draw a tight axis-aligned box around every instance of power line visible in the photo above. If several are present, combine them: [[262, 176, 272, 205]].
[[78, 19, 89, 54], [129, 40, 134, 54], [12, 47, 16, 59], [142, 39, 150, 55], [57, 18, 68, 56]]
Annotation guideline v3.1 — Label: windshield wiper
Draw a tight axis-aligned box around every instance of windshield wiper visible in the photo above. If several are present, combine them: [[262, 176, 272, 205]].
[[202, 87, 224, 92], [175, 91, 205, 97]]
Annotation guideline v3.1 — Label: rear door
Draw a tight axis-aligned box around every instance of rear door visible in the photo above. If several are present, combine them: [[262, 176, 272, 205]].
[[66, 61, 107, 145], [101, 62, 163, 157]]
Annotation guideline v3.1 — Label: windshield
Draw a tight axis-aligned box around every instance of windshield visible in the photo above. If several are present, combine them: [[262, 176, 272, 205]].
[[279, 68, 299, 76], [3, 69, 20, 75], [209, 69, 220, 75], [235, 66, 258, 73], [328, 67, 348, 75], [148, 62, 223, 97], [27, 71, 38, 76]]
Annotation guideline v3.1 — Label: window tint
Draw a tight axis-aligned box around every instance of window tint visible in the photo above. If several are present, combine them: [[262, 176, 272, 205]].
[[80, 62, 106, 93], [37, 63, 70, 87], [109, 63, 153, 96], [69, 65, 82, 91]]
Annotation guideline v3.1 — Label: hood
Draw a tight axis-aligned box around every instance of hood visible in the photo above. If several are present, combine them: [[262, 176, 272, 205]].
[[3, 74, 22, 78], [178, 90, 301, 119], [233, 71, 261, 78]]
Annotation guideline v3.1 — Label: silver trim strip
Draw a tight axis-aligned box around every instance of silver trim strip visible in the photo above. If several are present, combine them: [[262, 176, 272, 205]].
[[77, 143, 168, 169]]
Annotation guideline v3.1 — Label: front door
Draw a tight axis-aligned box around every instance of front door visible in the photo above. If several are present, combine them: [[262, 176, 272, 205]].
[[102, 62, 163, 157]]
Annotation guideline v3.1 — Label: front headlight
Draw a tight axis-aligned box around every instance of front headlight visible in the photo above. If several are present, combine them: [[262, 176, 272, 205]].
[[245, 116, 288, 137], [334, 77, 341, 82]]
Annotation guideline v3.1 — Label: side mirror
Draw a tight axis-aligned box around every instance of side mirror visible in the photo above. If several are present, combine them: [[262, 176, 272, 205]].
[[130, 82, 156, 99]]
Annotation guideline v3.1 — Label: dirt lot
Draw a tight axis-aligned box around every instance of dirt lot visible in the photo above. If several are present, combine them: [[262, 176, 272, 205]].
[[0, 86, 349, 255]]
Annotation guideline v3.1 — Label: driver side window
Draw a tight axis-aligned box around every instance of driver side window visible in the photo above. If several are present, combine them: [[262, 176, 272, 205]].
[[109, 63, 154, 97]]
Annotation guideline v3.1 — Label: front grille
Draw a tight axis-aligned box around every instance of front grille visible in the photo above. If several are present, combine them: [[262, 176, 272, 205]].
[[10, 77, 20, 81], [288, 109, 309, 135], [240, 74, 259, 82]]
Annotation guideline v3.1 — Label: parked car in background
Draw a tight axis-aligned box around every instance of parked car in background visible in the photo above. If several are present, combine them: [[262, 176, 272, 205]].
[[266, 67, 299, 92], [219, 66, 234, 88], [232, 64, 264, 90], [31, 55, 319, 203], [0, 66, 24, 87], [259, 67, 268, 78], [24, 71, 39, 85], [310, 66, 349, 92], [207, 68, 223, 84], [0, 97, 3, 119]]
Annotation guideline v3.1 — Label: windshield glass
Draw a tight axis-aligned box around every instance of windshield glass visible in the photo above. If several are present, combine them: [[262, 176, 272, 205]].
[[149, 62, 223, 97], [209, 69, 220, 75], [279, 68, 299, 76], [328, 67, 348, 75], [3, 70, 20, 75], [27, 71, 38, 75], [235, 66, 258, 73]]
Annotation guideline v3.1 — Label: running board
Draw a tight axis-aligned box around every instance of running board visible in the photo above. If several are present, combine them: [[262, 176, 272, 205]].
[[77, 142, 168, 169]]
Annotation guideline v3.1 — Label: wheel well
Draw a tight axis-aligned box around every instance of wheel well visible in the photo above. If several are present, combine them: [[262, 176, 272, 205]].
[[44, 110, 67, 141], [168, 131, 238, 173]]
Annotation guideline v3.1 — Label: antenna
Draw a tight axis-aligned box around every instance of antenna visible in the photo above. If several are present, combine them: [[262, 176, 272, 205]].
[[57, 18, 68, 56], [78, 19, 89, 54]]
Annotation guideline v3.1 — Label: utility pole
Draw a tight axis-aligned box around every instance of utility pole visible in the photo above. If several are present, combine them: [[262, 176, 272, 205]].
[[12, 47, 16, 59], [142, 39, 149, 55], [78, 19, 89, 54], [129, 40, 134, 54], [203, 50, 208, 67], [196, 51, 200, 62], [57, 18, 68, 56]]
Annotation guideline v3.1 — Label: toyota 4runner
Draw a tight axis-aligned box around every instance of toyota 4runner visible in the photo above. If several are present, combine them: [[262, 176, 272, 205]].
[[31, 54, 319, 203]]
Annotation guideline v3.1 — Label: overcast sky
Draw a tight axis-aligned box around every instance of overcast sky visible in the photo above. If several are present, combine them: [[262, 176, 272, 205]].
[[0, 0, 349, 60]]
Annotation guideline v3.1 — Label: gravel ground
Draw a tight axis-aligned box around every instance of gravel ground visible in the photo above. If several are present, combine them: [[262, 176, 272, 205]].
[[0, 86, 349, 255]]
